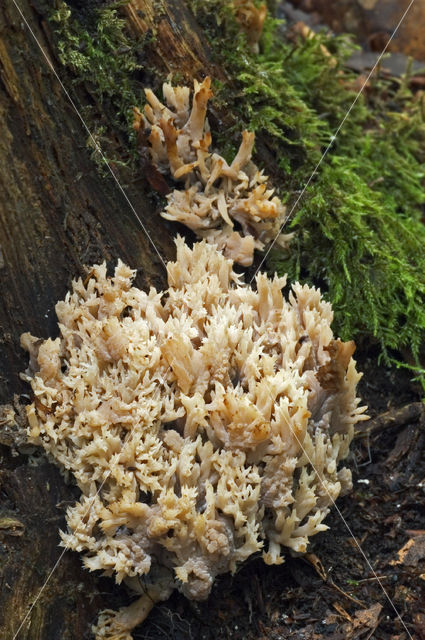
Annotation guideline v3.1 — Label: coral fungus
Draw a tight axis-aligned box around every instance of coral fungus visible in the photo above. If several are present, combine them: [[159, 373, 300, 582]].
[[134, 78, 292, 266], [21, 238, 366, 639]]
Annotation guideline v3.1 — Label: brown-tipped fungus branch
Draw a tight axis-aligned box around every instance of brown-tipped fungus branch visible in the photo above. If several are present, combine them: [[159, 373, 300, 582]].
[[134, 78, 293, 266]]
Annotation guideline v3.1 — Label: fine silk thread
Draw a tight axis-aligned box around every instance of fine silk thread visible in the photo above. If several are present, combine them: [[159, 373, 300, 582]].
[[9, 1, 416, 638]]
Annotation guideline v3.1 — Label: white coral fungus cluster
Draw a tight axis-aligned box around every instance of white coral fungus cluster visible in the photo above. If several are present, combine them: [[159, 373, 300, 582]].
[[134, 77, 292, 266], [21, 239, 366, 638]]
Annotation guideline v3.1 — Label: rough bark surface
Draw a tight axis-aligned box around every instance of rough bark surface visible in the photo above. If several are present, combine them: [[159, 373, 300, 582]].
[[0, 460, 110, 640], [0, 0, 183, 405], [0, 0, 215, 638]]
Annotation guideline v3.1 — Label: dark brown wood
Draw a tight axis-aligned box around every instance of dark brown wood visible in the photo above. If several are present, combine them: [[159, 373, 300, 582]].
[[0, 460, 112, 640], [354, 401, 425, 438], [0, 0, 237, 406], [123, 0, 219, 78], [0, 1, 222, 638]]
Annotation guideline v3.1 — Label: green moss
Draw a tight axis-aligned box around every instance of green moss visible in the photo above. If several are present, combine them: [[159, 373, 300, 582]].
[[49, 1, 149, 172], [49, 0, 425, 380], [185, 1, 425, 378]]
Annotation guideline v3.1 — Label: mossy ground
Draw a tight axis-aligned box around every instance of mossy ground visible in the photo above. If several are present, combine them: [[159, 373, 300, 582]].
[[50, 0, 425, 384]]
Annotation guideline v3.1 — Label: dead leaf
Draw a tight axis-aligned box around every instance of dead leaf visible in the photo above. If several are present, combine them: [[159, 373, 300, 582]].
[[352, 602, 382, 630], [316, 340, 356, 392], [414, 612, 425, 640], [392, 535, 425, 566], [333, 602, 352, 622]]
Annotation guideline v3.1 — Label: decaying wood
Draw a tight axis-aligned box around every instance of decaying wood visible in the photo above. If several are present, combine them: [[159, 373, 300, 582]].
[[122, 0, 220, 78], [0, 461, 112, 639], [354, 401, 425, 439], [5, 2, 422, 639], [0, 1, 225, 638], [0, 0, 193, 406]]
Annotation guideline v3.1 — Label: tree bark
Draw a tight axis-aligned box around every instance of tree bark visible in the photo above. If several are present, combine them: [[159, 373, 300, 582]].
[[0, 1, 221, 637]]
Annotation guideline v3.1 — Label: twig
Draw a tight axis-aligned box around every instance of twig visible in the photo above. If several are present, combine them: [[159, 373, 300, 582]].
[[327, 577, 366, 608], [358, 575, 389, 583], [355, 402, 424, 439]]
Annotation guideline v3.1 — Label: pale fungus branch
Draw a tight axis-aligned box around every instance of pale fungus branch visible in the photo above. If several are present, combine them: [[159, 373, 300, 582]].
[[234, 0, 268, 52]]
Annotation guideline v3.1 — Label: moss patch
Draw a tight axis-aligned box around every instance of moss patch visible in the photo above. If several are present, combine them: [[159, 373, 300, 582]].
[[49, 0, 425, 381], [186, 1, 425, 378], [49, 1, 150, 173]]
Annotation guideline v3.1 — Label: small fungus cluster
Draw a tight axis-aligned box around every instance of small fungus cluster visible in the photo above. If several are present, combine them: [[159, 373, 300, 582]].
[[22, 238, 367, 639], [234, 0, 267, 52], [134, 77, 292, 266]]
